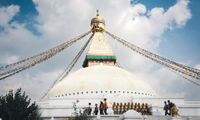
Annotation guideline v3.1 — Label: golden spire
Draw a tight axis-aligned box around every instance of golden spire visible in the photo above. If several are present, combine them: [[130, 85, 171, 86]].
[[83, 10, 116, 67], [96, 9, 99, 16], [90, 10, 105, 32]]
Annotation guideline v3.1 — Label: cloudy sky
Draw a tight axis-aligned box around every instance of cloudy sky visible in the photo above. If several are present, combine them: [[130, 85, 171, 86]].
[[0, 0, 200, 101]]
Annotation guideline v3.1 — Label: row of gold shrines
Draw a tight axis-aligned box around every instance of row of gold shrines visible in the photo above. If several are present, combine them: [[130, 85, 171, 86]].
[[112, 102, 152, 115]]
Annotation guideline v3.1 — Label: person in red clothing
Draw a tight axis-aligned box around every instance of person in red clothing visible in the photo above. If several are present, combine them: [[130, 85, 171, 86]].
[[103, 98, 108, 115]]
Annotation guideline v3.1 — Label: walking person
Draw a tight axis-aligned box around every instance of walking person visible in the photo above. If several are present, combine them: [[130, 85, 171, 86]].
[[99, 101, 104, 115], [94, 103, 98, 115], [168, 100, 174, 115], [103, 98, 108, 115], [87, 102, 92, 115], [163, 101, 168, 116]]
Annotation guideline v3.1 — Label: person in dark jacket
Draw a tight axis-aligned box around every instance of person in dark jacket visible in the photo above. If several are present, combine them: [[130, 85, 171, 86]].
[[168, 100, 174, 115], [94, 103, 98, 115], [87, 102, 92, 115], [99, 101, 104, 115], [163, 101, 169, 116]]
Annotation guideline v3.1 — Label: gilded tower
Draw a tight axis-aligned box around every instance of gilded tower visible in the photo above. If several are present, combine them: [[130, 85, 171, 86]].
[[83, 10, 116, 67]]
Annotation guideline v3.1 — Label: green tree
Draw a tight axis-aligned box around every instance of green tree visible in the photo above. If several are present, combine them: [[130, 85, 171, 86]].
[[0, 88, 41, 120]]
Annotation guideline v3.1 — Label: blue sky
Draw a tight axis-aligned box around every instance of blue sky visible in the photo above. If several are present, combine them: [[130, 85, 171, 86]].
[[160, 0, 200, 64], [0, 0, 38, 34], [0, 0, 200, 100], [132, 0, 200, 65]]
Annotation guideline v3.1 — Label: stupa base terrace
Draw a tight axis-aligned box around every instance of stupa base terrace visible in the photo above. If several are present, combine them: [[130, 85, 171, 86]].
[[38, 96, 200, 119]]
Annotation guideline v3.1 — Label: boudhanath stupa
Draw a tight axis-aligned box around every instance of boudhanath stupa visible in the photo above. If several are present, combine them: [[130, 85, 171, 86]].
[[38, 11, 200, 120]]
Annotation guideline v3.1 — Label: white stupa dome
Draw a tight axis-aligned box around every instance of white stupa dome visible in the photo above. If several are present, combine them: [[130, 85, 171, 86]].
[[48, 11, 156, 100], [48, 65, 156, 98]]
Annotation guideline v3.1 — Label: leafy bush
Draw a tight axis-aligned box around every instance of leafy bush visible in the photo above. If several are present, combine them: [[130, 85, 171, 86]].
[[0, 88, 41, 120]]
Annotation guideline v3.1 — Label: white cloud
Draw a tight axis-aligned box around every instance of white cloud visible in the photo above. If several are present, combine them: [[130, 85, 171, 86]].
[[165, 0, 191, 27], [33, 0, 92, 42], [106, 0, 192, 78], [0, 22, 39, 51], [0, 69, 62, 101], [31, 0, 191, 49], [115, 0, 191, 49], [0, 5, 20, 27], [132, 3, 146, 17], [1, 55, 19, 64], [195, 64, 200, 69]]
